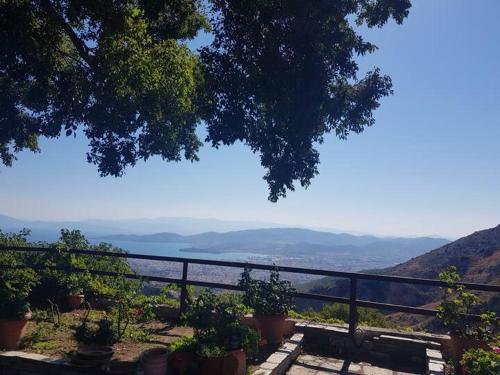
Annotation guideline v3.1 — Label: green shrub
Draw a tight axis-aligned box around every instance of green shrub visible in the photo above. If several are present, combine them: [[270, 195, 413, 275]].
[[461, 348, 499, 375], [183, 289, 259, 357], [0, 229, 39, 319], [437, 266, 498, 340], [170, 336, 197, 353], [238, 268, 295, 316]]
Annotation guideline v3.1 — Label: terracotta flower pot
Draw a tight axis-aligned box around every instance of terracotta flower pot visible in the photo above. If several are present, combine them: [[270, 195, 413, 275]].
[[199, 355, 224, 375], [447, 334, 490, 363], [283, 319, 296, 338], [0, 311, 32, 350], [222, 349, 246, 375], [67, 294, 85, 310], [255, 314, 286, 345], [141, 348, 169, 375], [169, 351, 196, 374]]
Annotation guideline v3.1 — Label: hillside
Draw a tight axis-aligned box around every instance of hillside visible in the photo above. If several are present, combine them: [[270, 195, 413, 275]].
[[303, 224, 500, 311]]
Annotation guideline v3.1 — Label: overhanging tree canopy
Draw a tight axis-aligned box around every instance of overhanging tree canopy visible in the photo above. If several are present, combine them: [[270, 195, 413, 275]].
[[0, 0, 411, 201]]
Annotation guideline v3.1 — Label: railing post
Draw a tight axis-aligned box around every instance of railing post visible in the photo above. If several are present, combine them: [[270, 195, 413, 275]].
[[349, 277, 358, 335], [179, 261, 189, 316]]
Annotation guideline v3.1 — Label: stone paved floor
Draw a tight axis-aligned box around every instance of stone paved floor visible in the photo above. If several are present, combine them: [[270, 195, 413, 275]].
[[287, 354, 419, 375]]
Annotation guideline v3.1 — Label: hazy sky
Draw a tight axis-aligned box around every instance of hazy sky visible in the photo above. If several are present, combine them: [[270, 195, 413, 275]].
[[1, 1, 499, 239]]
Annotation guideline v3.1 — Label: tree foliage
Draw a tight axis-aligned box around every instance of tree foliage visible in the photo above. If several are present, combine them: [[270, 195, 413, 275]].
[[1, 0, 411, 200]]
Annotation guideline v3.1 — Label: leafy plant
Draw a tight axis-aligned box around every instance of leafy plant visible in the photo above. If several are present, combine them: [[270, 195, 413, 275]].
[[437, 266, 498, 340], [170, 336, 197, 353], [0, 229, 39, 319], [183, 289, 259, 357], [239, 268, 295, 316], [460, 348, 500, 375]]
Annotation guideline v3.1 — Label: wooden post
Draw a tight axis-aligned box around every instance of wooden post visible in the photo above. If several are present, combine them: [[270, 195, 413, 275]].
[[179, 261, 189, 316], [349, 277, 358, 335]]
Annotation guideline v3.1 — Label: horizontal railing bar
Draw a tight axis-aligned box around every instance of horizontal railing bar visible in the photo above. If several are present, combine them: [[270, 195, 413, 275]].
[[2, 246, 499, 292], [0, 263, 491, 323]]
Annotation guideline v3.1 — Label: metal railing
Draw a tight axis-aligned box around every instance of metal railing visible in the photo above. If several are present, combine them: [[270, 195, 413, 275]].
[[1, 246, 499, 334]]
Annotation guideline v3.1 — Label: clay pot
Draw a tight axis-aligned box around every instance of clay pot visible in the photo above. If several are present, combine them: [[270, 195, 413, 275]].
[[255, 315, 286, 345], [0, 311, 32, 350], [223, 349, 246, 375], [283, 319, 296, 338], [447, 334, 490, 364], [169, 351, 196, 374], [141, 348, 169, 375], [67, 294, 85, 310], [199, 355, 224, 375], [101, 361, 138, 375]]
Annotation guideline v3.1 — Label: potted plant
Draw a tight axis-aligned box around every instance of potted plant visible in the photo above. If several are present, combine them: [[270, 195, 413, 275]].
[[0, 248, 38, 350], [460, 348, 500, 375], [183, 289, 259, 375], [436, 266, 498, 363], [168, 336, 197, 374], [239, 267, 296, 345], [67, 283, 85, 310]]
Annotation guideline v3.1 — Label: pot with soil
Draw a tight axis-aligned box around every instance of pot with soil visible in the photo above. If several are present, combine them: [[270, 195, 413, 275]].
[[140, 347, 169, 375], [255, 314, 286, 345], [0, 311, 32, 350], [67, 294, 85, 310]]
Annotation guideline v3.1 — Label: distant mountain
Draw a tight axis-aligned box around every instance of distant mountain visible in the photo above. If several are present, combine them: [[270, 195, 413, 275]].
[[303, 224, 500, 311], [0, 214, 298, 239], [100, 227, 449, 260]]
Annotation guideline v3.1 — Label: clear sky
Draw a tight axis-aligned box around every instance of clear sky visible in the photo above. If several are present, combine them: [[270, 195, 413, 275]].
[[1, 1, 499, 239]]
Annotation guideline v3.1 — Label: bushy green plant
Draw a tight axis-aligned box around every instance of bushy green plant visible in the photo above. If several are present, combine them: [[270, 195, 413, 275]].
[[0, 229, 39, 319], [135, 285, 180, 322], [437, 266, 498, 340], [460, 348, 499, 375], [170, 336, 197, 353], [183, 289, 259, 357], [239, 268, 295, 316]]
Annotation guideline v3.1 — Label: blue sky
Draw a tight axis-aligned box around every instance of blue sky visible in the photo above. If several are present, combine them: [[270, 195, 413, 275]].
[[1, 0, 499, 239]]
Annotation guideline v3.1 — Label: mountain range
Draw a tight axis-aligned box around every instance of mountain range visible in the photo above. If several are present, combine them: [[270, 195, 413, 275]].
[[99, 227, 449, 261], [303, 224, 500, 314]]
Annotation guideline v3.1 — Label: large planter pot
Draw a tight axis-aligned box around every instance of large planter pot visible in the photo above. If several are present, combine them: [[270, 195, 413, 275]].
[[283, 319, 296, 338], [199, 356, 224, 375], [141, 348, 169, 375], [67, 294, 85, 310], [446, 334, 490, 363], [168, 351, 196, 374], [256, 314, 286, 345], [199, 350, 247, 375], [223, 349, 246, 375], [0, 311, 32, 350]]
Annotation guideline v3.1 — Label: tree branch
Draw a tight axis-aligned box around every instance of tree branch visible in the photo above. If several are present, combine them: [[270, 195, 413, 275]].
[[39, 0, 94, 69]]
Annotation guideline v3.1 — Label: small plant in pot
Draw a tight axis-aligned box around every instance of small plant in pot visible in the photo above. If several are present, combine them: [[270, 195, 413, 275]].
[[168, 336, 198, 374], [0, 245, 39, 350], [239, 267, 296, 345], [437, 266, 498, 364], [183, 289, 259, 375]]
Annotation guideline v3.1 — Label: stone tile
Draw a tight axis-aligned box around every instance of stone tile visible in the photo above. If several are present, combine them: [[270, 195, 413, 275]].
[[426, 349, 443, 361], [428, 360, 445, 372]]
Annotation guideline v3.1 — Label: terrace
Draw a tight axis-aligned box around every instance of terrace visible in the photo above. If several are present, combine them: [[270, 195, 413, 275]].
[[0, 245, 498, 375]]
